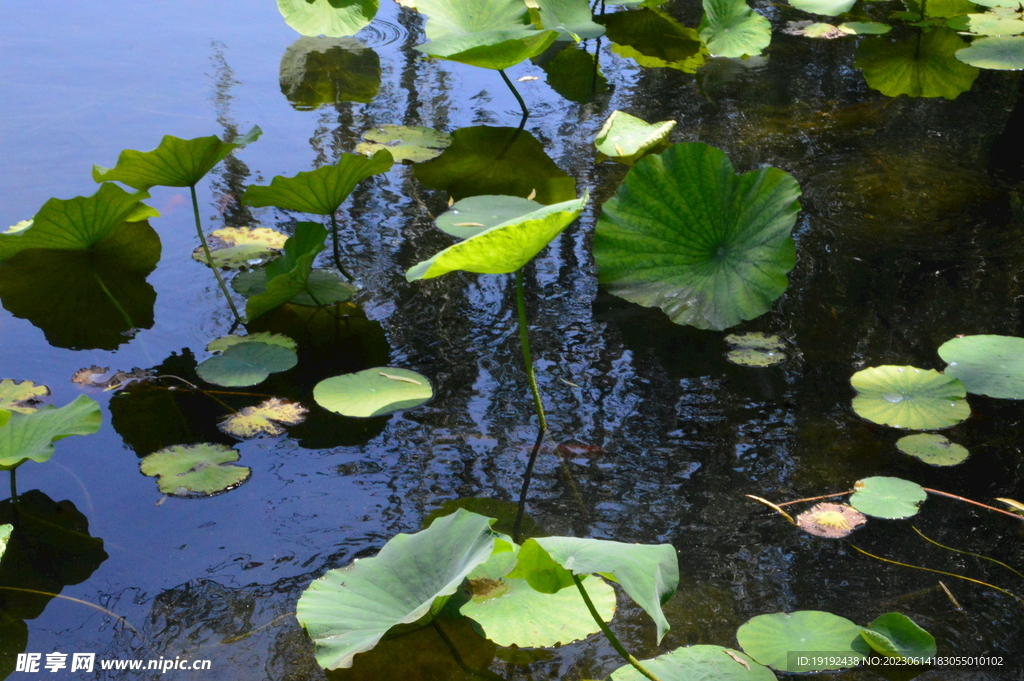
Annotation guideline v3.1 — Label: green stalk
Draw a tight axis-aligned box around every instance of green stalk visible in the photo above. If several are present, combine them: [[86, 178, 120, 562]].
[[499, 69, 529, 128], [92, 270, 135, 330], [515, 269, 547, 431], [190, 185, 242, 324], [329, 213, 355, 282], [9, 469, 19, 531], [572, 575, 663, 681]]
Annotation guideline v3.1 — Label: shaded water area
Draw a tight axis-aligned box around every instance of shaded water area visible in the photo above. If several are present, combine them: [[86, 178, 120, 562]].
[[2, 1, 1024, 680]]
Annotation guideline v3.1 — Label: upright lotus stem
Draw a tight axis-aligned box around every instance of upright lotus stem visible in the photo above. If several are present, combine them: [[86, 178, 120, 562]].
[[328, 213, 355, 282], [573, 575, 663, 681], [515, 268, 547, 431], [499, 70, 529, 138], [190, 185, 242, 324]]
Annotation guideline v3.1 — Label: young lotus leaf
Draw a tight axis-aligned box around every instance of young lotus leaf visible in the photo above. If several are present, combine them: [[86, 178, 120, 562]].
[[243, 151, 393, 215], [938, 334, 1024, 398], [0, 523, 11, 562], [538, 45, 609, 103], [789, 0, 857, 16], [0, 380, 49, 414], [506, 538, 576, 593], [207, 332, 297, 354], [609, 645, 775, 681], [280, 37, 381, 109], [140, 443, 250, 496], [849, 476, 927, 519], [850, 365, 969, 429], [896, 433, 969, 466], [407, 194, 587, 280], [601, 9, 708, 72], [957, 35, 1024, 68], [725, 333, 786, 367], [595, 111, 677, 166], [192, 227, 288, 269], [796, 502, 867, 538], [296, 509, 498, 669], [737, 611, 870, 672], [0, 395, 101, 471], [593, 142, 801, 331], [218, 398, 308, 439], [196, 342, 298, 387], [699, 0, 772, 58], [859, 613, 937, 661], [92, 127, 261, 189], [838, 21, 891, 34], [534, 0, 606, 40], [314, 367, 433, 418], [277, 0, 378, 37], [436, 195, 545, 239], [855, 29, 979, 99], [356, 125, 453, 164]]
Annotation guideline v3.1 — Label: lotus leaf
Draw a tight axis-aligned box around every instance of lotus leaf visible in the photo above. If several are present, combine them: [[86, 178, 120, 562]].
[[850, 365, 969, 429], [296, 509, 498, 669], [600, 9, 708, 72], [725, 333, 786, 367], [4, 220, 32, 235], [800, 22, 845, 37], [0, 524, 10, 562], [595, 111, 676, 166], [956, 10, 1024, 36], [956, 35, 1024, 68], [859, 613, 936, 661], [436, 195, 545, 239], [537, 45, 609, 103], [838, 21, 891, 34], [93, 127, 261, 189], [192, 227, 288, 269], [314, 367, 433, 417], [506, 538, 577, 593], [0, 410, 8, 429], [534, 0, 606, 40], [895, 433, 969, 466], [280, 37, 381, 109], [608, 0, 669, 5], [406, 194, 587, 280], [218, 398, 308, 439], [789, 0, 857, 15], [609, 645, 775, 681], [0, 395, 101, 471], [0, 380, 49, 415], [938, 334, 1024, 398], [140, 443, 250, 496], [196, 341, 298, 387], [796, 503, 867, 538], [425, 497, 541, 538], [356, 125, 453, 164], [277, 0, 378, 37], [208, 332, 297, 354], [855, 29, 979, 99], [849, 476, 927, 519], [699, 0, 772, 58], [737, 611, 869, 672], [594, 142, 801, 331], [243, 151, 393, 215]]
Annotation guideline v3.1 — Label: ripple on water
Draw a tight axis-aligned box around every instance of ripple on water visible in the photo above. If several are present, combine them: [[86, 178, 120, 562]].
[[359, 19, 407, 49]]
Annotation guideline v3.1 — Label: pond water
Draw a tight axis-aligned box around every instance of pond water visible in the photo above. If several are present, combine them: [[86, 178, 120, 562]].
[[2, 1, 1024, 680]]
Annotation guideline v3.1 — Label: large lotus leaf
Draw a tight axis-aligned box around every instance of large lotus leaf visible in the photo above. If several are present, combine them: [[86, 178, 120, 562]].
[[855, 29, 979, 99], [218, 398, 308, 439], [357, 125, 453, 164], [537, 44, 609, 103], [280, 37, 382, 109], [93, 126, 261, 189], [609, 645, 775, 681], [415, 28, 559, 70], [140, 443, 251, 496], [849, 365, 970, 429], [0, 396, 101, 471], [407, 194, 587, 280], [699, 0, 772, 58], [896, 433, 969, 466], [277, 0, 378, 37], [243, 151, 392, 215], [594, 142, 801, 331], [417, 0, 531, 39], [738, 611, 869, 672], [314, 367, 433, 417], [0, 380, 49, 415], [535, 0, 606, 40], [0, 524, 11, 562], [849, 476, 927, 519], [196, 342, 298, 387], [939, 334, 1024, 398], [789, 0, 857, 15], [600, 9, 708, 72], [956, 35, 1024, 68], [859, 613, 936, 661], [193, 227, 287, 269], [296, 509, 499, 669], [425, 498, 542, 538], [596, 111, 676, 166], [436, 195, 545, 239]]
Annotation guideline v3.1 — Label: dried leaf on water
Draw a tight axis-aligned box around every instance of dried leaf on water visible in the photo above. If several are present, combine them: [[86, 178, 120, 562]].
[[0, 379, 50, 414], [796, 503, 867, 538], [218, 398, 309, 439]]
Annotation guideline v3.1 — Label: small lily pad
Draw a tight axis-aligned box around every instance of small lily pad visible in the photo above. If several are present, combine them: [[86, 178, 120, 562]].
[[737, 611, 870, 672], [849, 476, 927, 519], [859, 613, 937, 661], [609, 645, 775, 681], [196, 342, 298, 387], [801, 22, 846, 38], [839, 21, 892, 34], [725, 333, 786, 367], [850, 365, 970, 430], [192, 227, 288, 269], [140, 443, 251, 496], [0, 523, 11, 561], [796, 503, 867, 538], [356, 125, 453, 164], [595, 111, 677, 166], [218, 398, 309, 439], [314, 367, 433, 417], [895, 433, 969, 466], [207, 332, 298, 354], [938, 334, 1024, 399], [956, 35, 1024, 69], [0, 379, 50, 414], [435, 195, 544, 239], [789, 0, 857, 15]]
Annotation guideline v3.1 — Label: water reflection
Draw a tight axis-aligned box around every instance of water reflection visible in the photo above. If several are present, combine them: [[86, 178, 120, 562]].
[[599, 8, 708, 72], [534, 44, 610, 104], [280, 38, 382, 110]]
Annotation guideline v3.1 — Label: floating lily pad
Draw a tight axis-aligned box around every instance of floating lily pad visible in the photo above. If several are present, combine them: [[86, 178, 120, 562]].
[[850, 365, 970, 429], [737, 611, 870, 672], [314, 367, 433, 418], [280, 37, 382, 109], [277, 0, 378, 37], [609, 645, 776, 681], [849, 476, 927, 519], [196, 342, 298, 387], [192, 227, 288, 269], [699, 0, 772, 58], [796, 503, 867, 538], [140, 443, 251, 496], [859, 613, 937, 661], [938, 334, 1024, 399], [0, 396, 102, 471], [725, 333, 786, 367], [856, 29, 979, 99], [838, 21, 891, 34], [954, 10, 1024, 36], [957, 35, 1024, 68], [789, 0, 857, 16], [896, 433, 969, 466], [594, 142, 801, 331], [207, 332, 297, 354], [795, 22, 846, 38], [595, 111, 676, 166], [218, 398, 309, 439], [356, 125, 453, 164], [534, 0, 606, 40], [436, 195, 545, 239], [600, 8, 708, 72], [0, 380, 49, 414]]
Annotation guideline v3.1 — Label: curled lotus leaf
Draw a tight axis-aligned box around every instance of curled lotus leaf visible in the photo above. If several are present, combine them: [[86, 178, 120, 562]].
[[859, 613, 937, 661], [938, 334, 1024, 399], [0, 379, 50, 414], [737, 611, 870, 672], [356, 125, 453, 164], [314, 367, 433, 418], [192, 227, 288, 269], [895, 433, 969, 466], [218, 398, 308, 439], [595, 111, 677, 166], [140, 443, 251, 496], [796, 502, 867, 538], [196, 341, 298, 387], [0, 395, 102, 471], [849, 476, 927, 519], [435, 195, 545, 240], [850, 365, 969, 430], [609, 645, 775, 681], [207, 332, 298, 354], [277, 0, 379, 38]]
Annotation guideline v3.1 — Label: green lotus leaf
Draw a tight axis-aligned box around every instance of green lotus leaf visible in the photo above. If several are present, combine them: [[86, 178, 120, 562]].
[[314, 367, 433, 417], [959, 11, 1024, 35], [296, 509, 498, 669], [971, 0, 1023, 6], [537, 44, 609, 103], [406, 194, 587, 280], [0, 380, 49, 415], [356, 125, 452, 164], [609, 645, 775, 681], [208, 332, 297, 354], [218, 397, 308, 439], [535, 0, 606, 40], [956, 35, 1024, 68], [608, 0, 669, 6], [0, 523, 10, 562], [896, 433, 969, 466], [789, 0, 856, 16], [506, 538, 576, 593], [416, 28, 559, 70], [801, 22, 842, 37], [938, 334, 1024, 398], [436, 195, 545, 239], [0, 395, 101, 471], [849, 365, 970, 429], [850, 476, 927, 519], [92, 127, 261, 189], [725, 333, 787, 366], [855, 28, 979, 98], [914, 0, 978, 16], [593, 142, 801, 331], [595, 111, 677, 166], [280, 37, 381, 109], [425, 498, 542, 538], [0, 410, 8, 429], [738, 611, 870, 672], [243, 151, 393, 215], [418, 0, 532, 39], [600, 9, 708, 72], [838, 21, 892, 34], [192, 227, 287, 269], [859, 613, 937, 661], [139, 443, 251, 496], [277, 0, 378, 37], [196, 341, 298, 387], [699, 0, 772, 58]]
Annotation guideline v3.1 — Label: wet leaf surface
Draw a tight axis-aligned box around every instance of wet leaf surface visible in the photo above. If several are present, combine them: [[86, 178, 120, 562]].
[[140, 443, 251, 496]]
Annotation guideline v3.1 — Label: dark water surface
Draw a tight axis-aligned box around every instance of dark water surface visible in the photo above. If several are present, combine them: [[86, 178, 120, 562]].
[[2, 1, 1024, 680]]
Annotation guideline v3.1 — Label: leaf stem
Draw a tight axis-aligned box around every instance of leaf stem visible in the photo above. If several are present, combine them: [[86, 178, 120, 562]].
[[329, 213, 355, 282], [515, 269, 546, 431], [499, 69, 529, 131], [513, 427, 545, 544], [431, 620, 504, 681], [0, 586, 146, 643], [92, 269, 135, 330], [923, 487, 1024, 522], [9, 468, 17, 505], [775, 491, 852, 507], [190, 185, 242, 324], [912, 526, 1024, 580]]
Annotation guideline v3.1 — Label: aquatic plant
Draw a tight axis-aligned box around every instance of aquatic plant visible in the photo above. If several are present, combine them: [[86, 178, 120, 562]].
[[280, 37, 382, 109], [277, 0, 379, 37], [356, 125, 453, 164], [849, 365, 970, 429], [314, 367, 433, 418], [698, 0, 772, 58], [139, 443, 251, 497], [594, 111, 676, 166], [938, 334, 1024, 399]]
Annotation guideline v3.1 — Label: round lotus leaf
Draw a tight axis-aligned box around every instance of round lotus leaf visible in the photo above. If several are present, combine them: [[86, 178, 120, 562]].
[[938, 334, 1024, 399], [0, 379, 49, 414], [796, 502, 867, 539], [609, 645, 775, 681], [956, 35, 1024, 69], [192, 227, 288, 269], [698, 0, 772, 58], [196, 341, 298, 387], [277, 0, 378, 37], [839, 21, 892, 34], [725, 333, 786, 366], [207, 332, 297, 354], [595, 111, 676, 166], [849, 476, 927, 519], [435, 195, 545, 240], [859, 613, 936, 661], [139, 443, 251, 497], [218, 398, 309, 439], [314, 367, 433, 418], [895, 433, 969, 466], [801, 22, 843, 38], [959, 11, 1024, 36], [850, 365, 969, 430], [737, 611, 870, 672], [356, 125, 453, 164]]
